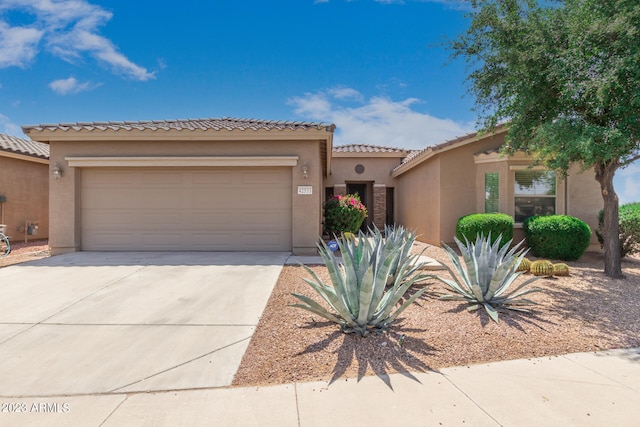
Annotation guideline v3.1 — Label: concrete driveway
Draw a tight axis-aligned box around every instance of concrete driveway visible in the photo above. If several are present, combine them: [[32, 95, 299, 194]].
[[0, 252, 288, 397]]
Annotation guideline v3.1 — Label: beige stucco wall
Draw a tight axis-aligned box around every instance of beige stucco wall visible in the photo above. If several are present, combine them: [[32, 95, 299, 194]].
[[0, 155, 49, 241], [326, 156, 403, 188], [395, 156, 442, 244], [438, 136, 503, 245], [396, 133, 505, 246], [46, 138, 324, 255], [565, 164, 602, 247]]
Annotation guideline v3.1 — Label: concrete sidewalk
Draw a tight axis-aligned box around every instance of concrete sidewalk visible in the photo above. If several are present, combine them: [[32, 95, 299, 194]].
[[2, 347, 638, 426]]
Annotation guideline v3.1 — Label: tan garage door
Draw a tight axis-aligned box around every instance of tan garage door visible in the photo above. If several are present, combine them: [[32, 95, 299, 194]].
[[81, 167, 292, 251]]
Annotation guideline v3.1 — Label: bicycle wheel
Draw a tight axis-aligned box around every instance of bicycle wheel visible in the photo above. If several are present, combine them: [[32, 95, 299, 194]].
[[0, 233, 10, 257]]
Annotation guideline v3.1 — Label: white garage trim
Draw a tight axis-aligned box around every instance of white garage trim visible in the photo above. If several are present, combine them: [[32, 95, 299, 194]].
[[66, 156, 299, 168]]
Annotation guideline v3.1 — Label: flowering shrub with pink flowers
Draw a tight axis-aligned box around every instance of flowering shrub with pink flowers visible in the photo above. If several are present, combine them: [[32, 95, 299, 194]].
[[323, 194, 367, 235]]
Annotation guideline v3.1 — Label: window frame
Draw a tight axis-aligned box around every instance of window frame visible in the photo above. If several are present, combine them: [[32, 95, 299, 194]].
[[513, 169, 557, 223]]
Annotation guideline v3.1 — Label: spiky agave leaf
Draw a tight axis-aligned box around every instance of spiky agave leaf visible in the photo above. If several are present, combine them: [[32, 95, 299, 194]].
[[436, 233, 542, 322], [299, 268, 356, 327], [290, 293, 345, 325], [292, 227, 430, 336]]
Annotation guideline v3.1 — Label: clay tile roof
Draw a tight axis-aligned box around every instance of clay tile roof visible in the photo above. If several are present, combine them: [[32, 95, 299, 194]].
[[333, 144, 408, 153], [0, 133, 49, 159], [392, 125, 508, 174], [22, 117, 336, 133]]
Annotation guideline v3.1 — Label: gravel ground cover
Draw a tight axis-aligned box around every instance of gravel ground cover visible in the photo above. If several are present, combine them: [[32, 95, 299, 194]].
[[0, 239, 49, 268], [233, 242, 640, 387]]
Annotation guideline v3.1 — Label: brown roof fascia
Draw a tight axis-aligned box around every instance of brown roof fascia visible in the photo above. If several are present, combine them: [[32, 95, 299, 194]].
[[391, 125, 508, 177]]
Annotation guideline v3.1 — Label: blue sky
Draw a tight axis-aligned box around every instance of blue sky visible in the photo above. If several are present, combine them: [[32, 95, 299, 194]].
[[0, 0, 637, 203]]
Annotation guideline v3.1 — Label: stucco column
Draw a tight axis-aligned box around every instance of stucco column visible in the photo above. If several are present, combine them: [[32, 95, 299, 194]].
[[49, 158, 80, 254], [373, 184, 386, 230]]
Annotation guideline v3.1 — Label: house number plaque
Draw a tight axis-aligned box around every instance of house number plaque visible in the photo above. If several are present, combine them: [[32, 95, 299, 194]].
[[297, 185, 313, 195]]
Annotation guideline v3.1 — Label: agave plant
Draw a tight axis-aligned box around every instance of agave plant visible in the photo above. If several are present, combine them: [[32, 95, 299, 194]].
[[435, 234, 541, 323], [378, 225, 420, 285], [291, 230, 430, 336]]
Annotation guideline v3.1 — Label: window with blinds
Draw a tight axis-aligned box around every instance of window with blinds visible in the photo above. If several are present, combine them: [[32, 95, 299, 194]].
[[485, 172, 499, 213], [514, 170, 556, 222]]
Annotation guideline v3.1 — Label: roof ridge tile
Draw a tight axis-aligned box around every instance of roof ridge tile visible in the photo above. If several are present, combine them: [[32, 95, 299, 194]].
[[23, 117, 335, 134]]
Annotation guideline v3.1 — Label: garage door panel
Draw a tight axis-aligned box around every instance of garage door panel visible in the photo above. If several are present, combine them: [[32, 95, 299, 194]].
[[141, 233, 184, 247], [86, 210, 135, 227], [190, 193, 231, 207], [81, 167, 292, 251], [241, 211, 289, 229], [83, 170, 142, 187], [241, 170, 285, 185], [188, 211, 234, 225], [137, 190, 186, 208], [141, 170, 184, 185], [84, 232, 136, 249], [238, 232, 289, 249]]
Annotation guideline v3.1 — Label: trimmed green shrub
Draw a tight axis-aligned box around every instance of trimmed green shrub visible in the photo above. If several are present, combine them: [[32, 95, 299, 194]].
[[524, 215, 591, 261], [323, 194, 367, 235], [456, 213, 514, 247], [596, 202, 640, 258]]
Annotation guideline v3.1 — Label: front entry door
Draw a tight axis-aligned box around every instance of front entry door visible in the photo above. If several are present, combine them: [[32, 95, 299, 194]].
[[347, 183, 369, 231]]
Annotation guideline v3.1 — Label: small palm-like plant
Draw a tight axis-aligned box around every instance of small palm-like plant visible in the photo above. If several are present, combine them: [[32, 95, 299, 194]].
[[435, 234, 541, 323], [291, 231, 430, 336]]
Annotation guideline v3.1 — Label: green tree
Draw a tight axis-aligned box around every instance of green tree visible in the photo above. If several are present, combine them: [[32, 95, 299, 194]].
[[451, 0, 640, 277]]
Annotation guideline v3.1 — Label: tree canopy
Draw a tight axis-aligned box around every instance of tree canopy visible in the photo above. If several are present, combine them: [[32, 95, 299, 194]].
[[451, 0, 640, 277]]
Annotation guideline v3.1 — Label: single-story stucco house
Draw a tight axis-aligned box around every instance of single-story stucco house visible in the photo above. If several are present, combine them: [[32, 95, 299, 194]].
[[0, 133, 49, 241], [22, 117, 603, 255], [23, 118, 334, 255], [326, 126, 601, 247]]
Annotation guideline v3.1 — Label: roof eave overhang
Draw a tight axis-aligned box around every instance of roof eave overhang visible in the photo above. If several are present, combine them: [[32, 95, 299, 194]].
[[22, 127, 334, 143], [391, 126, 509, 178], [473, 150, 532, 164], [0, 150, 49, 164], [333, 151, 408, 158], [325, 131, 333, 177]]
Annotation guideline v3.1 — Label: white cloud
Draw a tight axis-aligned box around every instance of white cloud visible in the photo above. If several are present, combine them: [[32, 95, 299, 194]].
[[327, 86, 364, 101], [49, 76, 99, 94], [0, 21, 43, 67], [0, 113, 23, 136], [288, 87, 474, 150], [0, 0, 154, 80]]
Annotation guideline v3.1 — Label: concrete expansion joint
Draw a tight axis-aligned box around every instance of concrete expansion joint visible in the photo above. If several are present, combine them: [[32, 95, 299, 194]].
[[0, 384, 243, 400], [108, 335, 253, 393], [441, 373, 504, 426], [560, 354, 638, 391], [294, 382, 302, 427]]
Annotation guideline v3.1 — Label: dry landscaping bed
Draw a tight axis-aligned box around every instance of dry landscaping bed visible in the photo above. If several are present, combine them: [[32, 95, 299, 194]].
[[233, 242, 640, 387], [0, 239, 50, 268]]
